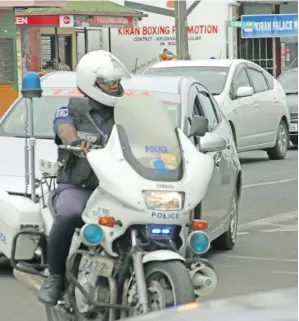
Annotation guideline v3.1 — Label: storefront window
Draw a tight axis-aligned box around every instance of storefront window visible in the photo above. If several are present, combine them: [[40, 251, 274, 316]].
[[282, 38, 298, 69], [280, 2, 298, 70], [0, 38, 15, 84], [41, 34, 73, 74]]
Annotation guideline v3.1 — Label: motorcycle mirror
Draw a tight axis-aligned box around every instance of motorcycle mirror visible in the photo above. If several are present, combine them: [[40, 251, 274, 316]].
[[187, 116, 208, 138]]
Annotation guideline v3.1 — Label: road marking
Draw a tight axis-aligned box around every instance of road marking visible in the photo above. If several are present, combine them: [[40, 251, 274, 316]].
[[243, 177, 298, 188], [270, 271, 298, 275], [212, 265, 298, 275], [223, 255, 298, 262], [238, 211, 298, 230], [260, 226, 298, 233], [237, 231, 250, 236]]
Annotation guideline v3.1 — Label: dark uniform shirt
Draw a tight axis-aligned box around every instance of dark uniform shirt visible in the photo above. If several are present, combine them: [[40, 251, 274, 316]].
[[53, 102, 113, 191], [53, 107, 76, 139]]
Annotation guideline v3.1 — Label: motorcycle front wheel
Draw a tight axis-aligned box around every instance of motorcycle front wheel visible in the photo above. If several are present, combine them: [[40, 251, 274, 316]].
[[140, 260, 195, 313]]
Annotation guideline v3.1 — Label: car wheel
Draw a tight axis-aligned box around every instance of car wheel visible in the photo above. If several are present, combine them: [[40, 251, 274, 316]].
[[211, 189, 238, 251], [267, 120, 289, 160], [291, 136, 298, 146]]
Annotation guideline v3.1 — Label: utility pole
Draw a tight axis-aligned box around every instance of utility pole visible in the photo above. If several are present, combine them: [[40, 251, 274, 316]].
[[174, 0, 190, 60]]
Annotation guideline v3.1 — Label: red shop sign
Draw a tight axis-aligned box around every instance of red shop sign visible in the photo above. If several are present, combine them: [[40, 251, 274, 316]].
[[16, 15, 135, 27], [90, 16, 134, 26], [16, 16, 60, 26], [75, 15, 135, 27]]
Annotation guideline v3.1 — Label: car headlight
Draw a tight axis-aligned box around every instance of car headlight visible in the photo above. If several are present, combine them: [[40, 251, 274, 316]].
[[143, 191, 184, 211]]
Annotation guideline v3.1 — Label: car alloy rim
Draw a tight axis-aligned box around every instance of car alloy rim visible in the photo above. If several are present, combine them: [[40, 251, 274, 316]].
[[230, 196, 238, 243], [278, 124, 287, 154]]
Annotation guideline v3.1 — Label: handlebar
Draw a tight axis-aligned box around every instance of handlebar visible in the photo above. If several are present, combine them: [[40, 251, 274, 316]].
[[58, 144, 102, 152]]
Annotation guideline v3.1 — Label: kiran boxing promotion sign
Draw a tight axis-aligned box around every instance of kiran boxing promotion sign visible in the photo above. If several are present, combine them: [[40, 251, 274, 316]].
[[106, 0, 228, 74]]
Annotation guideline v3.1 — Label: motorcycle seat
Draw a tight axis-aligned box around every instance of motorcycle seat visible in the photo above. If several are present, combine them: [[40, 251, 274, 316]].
[[48, 191, 57, 217]]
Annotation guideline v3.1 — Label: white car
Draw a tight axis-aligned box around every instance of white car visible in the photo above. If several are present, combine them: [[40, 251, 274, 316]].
[[0, 71, 242, 252], [143, 59, 290, 160]]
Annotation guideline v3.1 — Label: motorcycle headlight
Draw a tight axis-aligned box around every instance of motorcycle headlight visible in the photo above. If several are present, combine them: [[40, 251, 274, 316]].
[[142, 191, 184, 211]]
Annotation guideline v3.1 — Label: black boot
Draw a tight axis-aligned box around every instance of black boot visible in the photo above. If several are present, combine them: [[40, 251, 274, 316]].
[[38, 275, 64, 306]]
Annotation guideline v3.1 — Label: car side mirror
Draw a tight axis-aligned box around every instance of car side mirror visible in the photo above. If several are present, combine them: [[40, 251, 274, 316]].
[[188, 115, 209, 138], [236, 86, 254, 98], [200, 132, 227, 153]]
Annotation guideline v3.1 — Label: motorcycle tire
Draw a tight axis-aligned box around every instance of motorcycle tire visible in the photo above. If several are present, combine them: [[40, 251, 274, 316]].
[[144, 260, 195, 305]]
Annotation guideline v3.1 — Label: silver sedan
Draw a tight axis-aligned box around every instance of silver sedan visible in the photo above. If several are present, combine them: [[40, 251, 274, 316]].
[[122, 75, 242, 251]]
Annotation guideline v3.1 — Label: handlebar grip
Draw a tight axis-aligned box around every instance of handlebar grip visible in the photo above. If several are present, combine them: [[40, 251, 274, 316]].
[[58, 145, 81, 151], [58, 145, 102, 151]]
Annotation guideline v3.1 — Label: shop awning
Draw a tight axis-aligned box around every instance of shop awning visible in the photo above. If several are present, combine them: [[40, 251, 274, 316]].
[[1, 1, 66, 7], [15, 1, 147, 28]]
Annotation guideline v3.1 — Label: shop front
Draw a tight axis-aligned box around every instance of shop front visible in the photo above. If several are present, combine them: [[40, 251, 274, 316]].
[[236, 1, 298, 77], [280, 1, 298, 71], [0, 1, 66, 117], [15, 2, 147, 81]]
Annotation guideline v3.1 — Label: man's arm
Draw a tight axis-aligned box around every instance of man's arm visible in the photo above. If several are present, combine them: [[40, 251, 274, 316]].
[[57, 124, 78, 145], [53, 107, 90, 154], [53, 107, 78, 145]]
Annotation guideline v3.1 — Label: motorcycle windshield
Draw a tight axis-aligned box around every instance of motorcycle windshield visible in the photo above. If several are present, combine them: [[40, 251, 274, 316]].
[[114, 94, 183, 182]]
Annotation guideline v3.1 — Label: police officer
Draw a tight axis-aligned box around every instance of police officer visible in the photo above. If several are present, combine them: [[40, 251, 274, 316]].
[[38, 50, 131, 306]]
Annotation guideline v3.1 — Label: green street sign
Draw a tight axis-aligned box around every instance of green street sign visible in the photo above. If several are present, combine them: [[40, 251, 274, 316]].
[[227, 20, 255, 28]]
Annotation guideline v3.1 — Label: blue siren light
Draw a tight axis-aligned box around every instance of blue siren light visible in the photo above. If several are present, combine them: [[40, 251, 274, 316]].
[[81, 223, 104, 246], [147, 225, 173, 239], [21, 72, 42, 99], [188, 231, 210, 254]]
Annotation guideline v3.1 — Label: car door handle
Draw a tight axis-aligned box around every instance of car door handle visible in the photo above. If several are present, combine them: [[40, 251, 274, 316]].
[[273, 97, 279, 103], [253, 103, 259, 108]]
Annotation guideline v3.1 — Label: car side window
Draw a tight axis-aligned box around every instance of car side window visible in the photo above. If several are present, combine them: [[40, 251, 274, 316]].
[[231, 68, 251, 95], [192, 96, 204, 117], [197, 92, 219, 131], [188, 86, 204, 145], [209, 94, 222, 122], [263, 70, 274, 90], [246, 68, 269, 93]]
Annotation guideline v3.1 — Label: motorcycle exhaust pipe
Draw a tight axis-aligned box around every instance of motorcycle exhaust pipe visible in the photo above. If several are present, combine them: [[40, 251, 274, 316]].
[[13, 269, 44, 296], [193, 273, 213, 288], [189, 263, 218, 297]]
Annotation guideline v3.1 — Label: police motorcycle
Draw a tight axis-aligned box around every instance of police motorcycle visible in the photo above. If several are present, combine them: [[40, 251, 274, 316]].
[[1, 74, 221, 321]]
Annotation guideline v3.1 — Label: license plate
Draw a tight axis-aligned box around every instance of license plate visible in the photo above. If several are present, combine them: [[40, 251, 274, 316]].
[[290, 123, 298, 132], [79, 255, 114, 277]]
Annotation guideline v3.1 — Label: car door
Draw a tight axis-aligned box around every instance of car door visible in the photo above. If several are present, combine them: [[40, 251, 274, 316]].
[[246, 66, 278, 144], [185, 85, 221, 234], [196, 89, 232, 232], [230, 64, 258, 148]]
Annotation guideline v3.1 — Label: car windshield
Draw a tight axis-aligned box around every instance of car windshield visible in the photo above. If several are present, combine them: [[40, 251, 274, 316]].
[[0, 97, 71, 138], [144, 66, 229, 95], [0, 91, 181, 138], [123, 90, 181, 126], [278, 70, 298, 94], [114, 94, 182, 181]]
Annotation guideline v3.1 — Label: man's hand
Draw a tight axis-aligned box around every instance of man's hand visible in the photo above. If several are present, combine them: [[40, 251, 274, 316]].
[[71, 139, 91, 156], [79, 140, 91, 155]]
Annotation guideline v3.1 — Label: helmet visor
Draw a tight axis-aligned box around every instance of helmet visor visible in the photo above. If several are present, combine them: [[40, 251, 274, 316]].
[[94, 53, 130, 97]]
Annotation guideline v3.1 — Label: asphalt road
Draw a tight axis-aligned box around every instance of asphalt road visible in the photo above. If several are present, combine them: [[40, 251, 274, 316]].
[[0, 148, 297, 321]]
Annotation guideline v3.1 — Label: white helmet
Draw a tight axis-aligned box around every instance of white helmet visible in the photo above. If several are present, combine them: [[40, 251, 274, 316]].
[[76, 50, 131, 107]]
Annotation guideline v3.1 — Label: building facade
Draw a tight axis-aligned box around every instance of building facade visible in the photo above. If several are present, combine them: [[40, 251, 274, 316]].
[[84, 0, 297, 77]]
